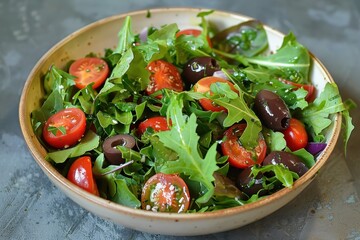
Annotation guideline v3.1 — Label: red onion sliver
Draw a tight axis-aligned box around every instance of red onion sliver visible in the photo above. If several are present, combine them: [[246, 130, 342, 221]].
[[213, 70, 229, 80], [306, 142, 327, 156], [139, 27, 148, 42]]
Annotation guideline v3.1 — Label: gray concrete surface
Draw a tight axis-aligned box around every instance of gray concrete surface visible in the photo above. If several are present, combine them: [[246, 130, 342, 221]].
[[1, 0, 359, 239]]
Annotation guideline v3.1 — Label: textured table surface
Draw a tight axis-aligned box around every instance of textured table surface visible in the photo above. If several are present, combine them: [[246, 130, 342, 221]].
[[1, 0, 360, 239]]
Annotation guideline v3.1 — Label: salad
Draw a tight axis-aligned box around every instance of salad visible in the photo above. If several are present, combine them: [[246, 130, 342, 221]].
[[31, 11, 355, 213]]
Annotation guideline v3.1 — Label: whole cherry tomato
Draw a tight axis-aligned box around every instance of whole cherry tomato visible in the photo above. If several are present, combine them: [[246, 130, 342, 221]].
[[282, 118, 308, 151]]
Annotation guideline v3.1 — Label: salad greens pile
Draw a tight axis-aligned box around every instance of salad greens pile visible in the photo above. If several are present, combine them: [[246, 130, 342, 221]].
[[31, 10, 355, 212]]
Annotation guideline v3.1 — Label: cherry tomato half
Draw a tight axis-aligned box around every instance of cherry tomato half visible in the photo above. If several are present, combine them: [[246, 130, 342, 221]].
[[280, 79, 315, 102], [221, 123, 267, 169], [176, 29, 212, 47], [69, 57, 109, 89], [146, 60, 183, 98], [43, 108, 86, 149], [141, 173, 190, 213], [137, 116, 170, 135], [282, 118, 308, 151], [193, 76, 238, 112], [67, 156, 99, 196]]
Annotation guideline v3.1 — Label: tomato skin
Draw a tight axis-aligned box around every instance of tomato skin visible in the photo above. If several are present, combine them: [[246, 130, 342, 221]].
[[280, 79, 315, 102], [221, 124, 267, 169], [193, 76, 238, 112], [176, 29, 212, 47], [67, 156, 99, 196], [282, 118, 308, 151], [43, 108, 86, 149], [146, 60, 183, 98], [176, 29, 203, 38], [141, 173, 190, 213], [69, 57, 109, 89], [137, 116, 170, 135]]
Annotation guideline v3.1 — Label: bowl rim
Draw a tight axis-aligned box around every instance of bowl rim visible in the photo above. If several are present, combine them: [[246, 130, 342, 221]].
[[19, 7, 342, 221]]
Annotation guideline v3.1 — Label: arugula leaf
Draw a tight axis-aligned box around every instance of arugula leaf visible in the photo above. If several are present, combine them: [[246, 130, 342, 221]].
[[299, 83, 346, 136], [246, 32, 310, 80], [31, 90, 64, 137], [342, 99, 357, 155], [291, 148, 315, 168], [156, 94, 219, 204], [175, 34, 211, 64], [114, 16, 135, 54], [47, 131, 100, 164], [47, 126, 66, 135], [251, 164, 298, 188], [213, 32, 310, 82], [212, 20, 268, 57], [43, 65, 75, 102], [93, 154, 141, 208], [211, 87, 262, 148], [263, 129, 287, 152]]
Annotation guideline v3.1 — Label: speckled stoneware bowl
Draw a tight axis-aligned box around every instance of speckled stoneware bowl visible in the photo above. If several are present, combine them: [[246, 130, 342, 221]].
[[19, 8, 341, 236]]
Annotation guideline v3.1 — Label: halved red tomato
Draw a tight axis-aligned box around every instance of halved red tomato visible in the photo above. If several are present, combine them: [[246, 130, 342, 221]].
[[193, 76, 238, 112], [69, 57, 109, 89], [280, 79, 315, 102], [221, 123, 267, 169], [43, 108, 86, 149], [282, 118, 308, 151], [146, 60, 183, 98], [141, 173, 190, 213], [137, 116, 170, 135], [67, 156, 99, 196], [176, 28, 212, 47]]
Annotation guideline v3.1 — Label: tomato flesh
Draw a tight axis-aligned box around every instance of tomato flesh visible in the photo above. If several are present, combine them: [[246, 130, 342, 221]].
[[141, 173, 190, 213], [43, 108, 86, 149], [221, 123, 267, 169], [146, 60, 183, 98], [69, 57, 109, 89], [194, 76, 238, 112], [137, 116, 170, 135], [282, 118, 308, 151], [67, 156, 99, 196]]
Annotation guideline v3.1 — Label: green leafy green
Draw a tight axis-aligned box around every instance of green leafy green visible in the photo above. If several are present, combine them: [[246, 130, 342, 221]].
[[212, 20, 268, 57], [299, 83, 347, 136], [114, 16, 135, 54], [47, 131, 100, 164], [156, 94, 219, 204]]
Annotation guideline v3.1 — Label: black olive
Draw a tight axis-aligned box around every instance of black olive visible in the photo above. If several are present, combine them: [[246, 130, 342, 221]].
[[182, 57, 220, 86], [236, 167, 267, 197], [102, 134, 136, 165], [254, 89, 291, 131], [263, 151, 308, 177]]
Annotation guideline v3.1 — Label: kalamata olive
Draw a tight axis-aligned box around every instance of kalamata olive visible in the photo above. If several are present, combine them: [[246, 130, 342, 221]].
[[182, 57, 220, 86], [102, 134, 136, 165], [236, 167, 267, 197], [254, 89, 291, 131], [263, 151, 308, 177]]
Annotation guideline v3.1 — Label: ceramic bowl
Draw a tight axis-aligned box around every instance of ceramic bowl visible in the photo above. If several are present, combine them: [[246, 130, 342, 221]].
[[19, 8, 341, 236]]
